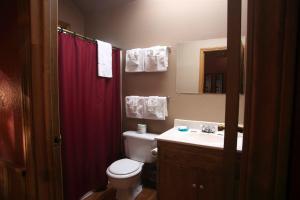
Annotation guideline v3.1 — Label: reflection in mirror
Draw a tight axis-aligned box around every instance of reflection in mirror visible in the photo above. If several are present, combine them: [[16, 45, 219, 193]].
[[202, 48, 227, 93], [202, 47, 244, 94], [176, 38, 245, 94]]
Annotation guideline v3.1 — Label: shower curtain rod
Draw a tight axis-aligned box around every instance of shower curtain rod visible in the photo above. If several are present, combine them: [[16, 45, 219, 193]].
[[57, 26, 120, 50]]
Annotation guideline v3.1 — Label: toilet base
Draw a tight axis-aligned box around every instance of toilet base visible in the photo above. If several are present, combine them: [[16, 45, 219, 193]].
[[116, 184, 142, 200]]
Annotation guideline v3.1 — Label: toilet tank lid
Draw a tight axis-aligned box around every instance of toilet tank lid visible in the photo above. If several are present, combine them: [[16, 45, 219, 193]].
[[123, 131, 158, 141]]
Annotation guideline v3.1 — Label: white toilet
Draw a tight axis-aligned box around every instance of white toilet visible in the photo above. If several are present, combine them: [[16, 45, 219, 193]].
[[106, 131, 157, 200]]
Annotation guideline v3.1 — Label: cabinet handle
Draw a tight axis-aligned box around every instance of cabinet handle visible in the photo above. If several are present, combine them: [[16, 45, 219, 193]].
[[199, 184, 204, 190], [192, 184, 197, 188]]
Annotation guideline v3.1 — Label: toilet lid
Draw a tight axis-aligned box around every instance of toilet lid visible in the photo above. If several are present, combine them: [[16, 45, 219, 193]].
[[108, 159, 141, 175]]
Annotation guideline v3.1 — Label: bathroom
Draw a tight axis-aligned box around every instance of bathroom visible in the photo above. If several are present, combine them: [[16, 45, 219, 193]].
[[57, 0, 246, 199], [0, 0, 299, 200]]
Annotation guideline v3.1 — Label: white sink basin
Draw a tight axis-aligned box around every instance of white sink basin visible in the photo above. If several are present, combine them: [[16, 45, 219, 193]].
[[156, 127, 243, 151]]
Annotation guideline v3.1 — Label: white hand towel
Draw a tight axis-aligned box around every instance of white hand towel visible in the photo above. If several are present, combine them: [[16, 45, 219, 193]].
[[125, 96, 145, 119], [97, 40, 112, 78], [125, 48, 145, 72], [143, 96, 168, 120], [144, 46, 169, 72]]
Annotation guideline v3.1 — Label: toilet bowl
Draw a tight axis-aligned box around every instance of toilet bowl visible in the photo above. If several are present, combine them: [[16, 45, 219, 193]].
[[107, 159, 144, 200], [106, 131, 157, 200]]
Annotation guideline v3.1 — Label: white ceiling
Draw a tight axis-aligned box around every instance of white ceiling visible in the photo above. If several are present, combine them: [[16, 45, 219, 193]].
[[73, 0, 134, 13]]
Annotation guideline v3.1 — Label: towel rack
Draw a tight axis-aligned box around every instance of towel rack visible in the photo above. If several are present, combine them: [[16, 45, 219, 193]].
[[57, 26, 120, 50]]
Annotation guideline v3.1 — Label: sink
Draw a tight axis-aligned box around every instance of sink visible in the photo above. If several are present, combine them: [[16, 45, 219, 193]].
[[156, 119, 243, 151]]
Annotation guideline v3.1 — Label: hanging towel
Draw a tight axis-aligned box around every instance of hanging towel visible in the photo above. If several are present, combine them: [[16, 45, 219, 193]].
[[144, 46, 169, 72], [125, 48, 145, 72], [125, 96, 145, 119], [97, 40, 112, 78], [143, 96, 168, 120]]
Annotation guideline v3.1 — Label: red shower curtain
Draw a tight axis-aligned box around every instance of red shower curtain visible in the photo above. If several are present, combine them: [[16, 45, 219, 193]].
[[58, 32, 121, 200]]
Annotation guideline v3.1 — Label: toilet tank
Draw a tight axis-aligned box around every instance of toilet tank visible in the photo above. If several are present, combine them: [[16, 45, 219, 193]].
[[123, 131, 157, 163]]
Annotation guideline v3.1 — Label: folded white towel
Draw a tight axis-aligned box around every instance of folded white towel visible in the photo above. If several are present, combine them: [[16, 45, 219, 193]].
[[125, 48, 145, 72], [144, 46, 169, 72], [125, 96, 145, 119], [143, 96, 168, 120], [97, 40, 112, 78]]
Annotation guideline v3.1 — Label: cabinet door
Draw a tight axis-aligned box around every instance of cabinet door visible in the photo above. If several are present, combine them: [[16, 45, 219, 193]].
[[198, 169, 223, 200], [159, 161, 198, 200]]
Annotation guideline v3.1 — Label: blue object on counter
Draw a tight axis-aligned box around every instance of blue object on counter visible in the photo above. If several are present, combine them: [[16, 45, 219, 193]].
[[178, 126, 189, 132]]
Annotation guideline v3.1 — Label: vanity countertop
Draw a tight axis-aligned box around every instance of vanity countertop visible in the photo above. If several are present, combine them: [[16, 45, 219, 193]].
[[156, 127, 243, 151]]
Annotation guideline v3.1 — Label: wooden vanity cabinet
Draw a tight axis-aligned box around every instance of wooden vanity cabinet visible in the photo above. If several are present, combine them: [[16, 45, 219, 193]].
[[157, 141, 229, 200]]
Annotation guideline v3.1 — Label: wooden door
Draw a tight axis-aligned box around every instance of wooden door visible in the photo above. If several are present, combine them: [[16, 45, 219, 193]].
[[159, 160, 198, 200], [223, 0, 242, 199], [0, 0, 63, 199], [239, 0, 299, 199], [0, 1, 30, 199]]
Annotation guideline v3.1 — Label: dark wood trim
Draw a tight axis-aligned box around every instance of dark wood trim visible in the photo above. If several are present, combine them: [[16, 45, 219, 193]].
[[239, 0, 299, 199], [223, 0, 242, 199], [49, 0, 64, 199], [238, 0, 254, 197], [288, 17, 300, 199], [23, 1, 38, 195], [274, 0, 299, 198], [29, 0, 63, 199]]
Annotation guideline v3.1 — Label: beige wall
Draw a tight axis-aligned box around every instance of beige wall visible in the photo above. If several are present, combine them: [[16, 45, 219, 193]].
[[58, 0, 85, 34], [85, 0, 247, 133]]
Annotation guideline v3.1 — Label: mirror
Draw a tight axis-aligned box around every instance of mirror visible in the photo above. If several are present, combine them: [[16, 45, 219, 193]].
[[176, 38, 245, 94]]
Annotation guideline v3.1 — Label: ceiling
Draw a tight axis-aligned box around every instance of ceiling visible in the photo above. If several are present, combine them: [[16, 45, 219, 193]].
[[73, 0, 134, 13]]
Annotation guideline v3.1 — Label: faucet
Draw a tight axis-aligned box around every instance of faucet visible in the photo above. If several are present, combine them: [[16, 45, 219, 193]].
[[202, 125, 216, 133]]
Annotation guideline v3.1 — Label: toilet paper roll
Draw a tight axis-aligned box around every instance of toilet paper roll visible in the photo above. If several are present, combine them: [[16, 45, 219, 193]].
[[151, 148, 158, 157], [137, 124, 147, 133]]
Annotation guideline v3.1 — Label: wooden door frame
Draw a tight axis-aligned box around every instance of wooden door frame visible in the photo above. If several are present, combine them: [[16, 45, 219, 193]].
[[27, 0, 63, 199], [288, 22, 300, 199], [239, 0, 299, 199], [223, 0, 242, 199], [24, 0, 299, 199]]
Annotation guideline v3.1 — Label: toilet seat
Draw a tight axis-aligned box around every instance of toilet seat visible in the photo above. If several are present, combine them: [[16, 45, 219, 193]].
[[109, 159, 141, 175], [107, 158, 143, 179]]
